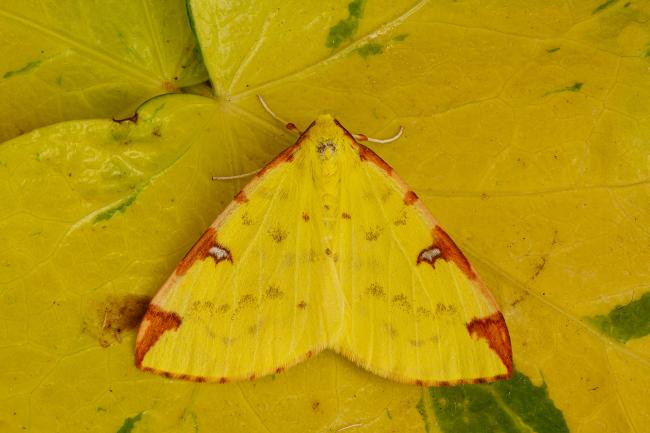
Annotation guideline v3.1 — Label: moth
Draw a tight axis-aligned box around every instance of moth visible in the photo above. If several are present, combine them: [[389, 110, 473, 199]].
[[135, 107, 512, 385]]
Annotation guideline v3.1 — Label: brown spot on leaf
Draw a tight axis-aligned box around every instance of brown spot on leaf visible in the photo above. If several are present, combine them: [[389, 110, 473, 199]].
[[466, 311, 513, 377], [417, 226, 476, 280], [249, 374, 256, 381], [415, 380, 424, 386], [531, 255, 547, 280], [404, 190, 418, 205], [312, 400, 320, 411], [276, 367, 285, 374], [135, 304, 182, 367], [162, 81, 178, 92], [302, 212, 310, 221], [297, 300, 307, 309], [219, 377, 228, 384], [91, 294, 150, 347], [305, 350, 313, 358], [325, 248, 332, 256], [342, 212, 351, 219]]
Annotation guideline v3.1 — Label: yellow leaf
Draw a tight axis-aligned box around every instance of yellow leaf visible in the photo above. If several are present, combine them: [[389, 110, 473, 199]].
[[0, 1, 207, 141]]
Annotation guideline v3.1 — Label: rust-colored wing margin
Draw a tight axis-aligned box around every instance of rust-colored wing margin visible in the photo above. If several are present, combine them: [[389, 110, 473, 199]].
[[135, 304, 182, 368], [467, 311, 513, 380]]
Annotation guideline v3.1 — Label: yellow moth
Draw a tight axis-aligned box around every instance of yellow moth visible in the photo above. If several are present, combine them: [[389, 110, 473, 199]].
[[135, 111, 512, 386]]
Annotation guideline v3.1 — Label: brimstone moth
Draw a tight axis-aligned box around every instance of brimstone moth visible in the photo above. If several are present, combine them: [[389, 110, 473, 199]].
[[135, 113, 512, 386]]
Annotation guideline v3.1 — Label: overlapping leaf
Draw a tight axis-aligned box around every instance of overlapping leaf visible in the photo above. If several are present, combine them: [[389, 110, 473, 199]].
[[0, 0, 207, 141], [1, 0, 649, 432]]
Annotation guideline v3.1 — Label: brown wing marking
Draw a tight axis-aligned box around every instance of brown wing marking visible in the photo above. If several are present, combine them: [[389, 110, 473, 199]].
[[466, 311, 513, 377], [403, 190, 419, 205], [256, 121, 316, 178], [332, 118, 394, 175], [175, 227, 232, 276], [135, 304, 182, 367], [234, 190, 248, 203], [417, 226, 477, 280]]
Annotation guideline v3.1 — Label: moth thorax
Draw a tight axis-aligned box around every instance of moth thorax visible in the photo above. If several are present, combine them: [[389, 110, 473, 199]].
[[315, 139, 340, 178], [317, 139, 336, 160]]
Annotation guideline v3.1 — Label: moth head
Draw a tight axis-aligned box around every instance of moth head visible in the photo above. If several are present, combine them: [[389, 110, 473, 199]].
[[307, 114, 355, 162]]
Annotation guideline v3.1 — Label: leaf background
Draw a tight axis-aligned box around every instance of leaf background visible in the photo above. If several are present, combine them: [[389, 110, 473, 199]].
[[1, 0, 649, 432], [0, 0, 207, 141]]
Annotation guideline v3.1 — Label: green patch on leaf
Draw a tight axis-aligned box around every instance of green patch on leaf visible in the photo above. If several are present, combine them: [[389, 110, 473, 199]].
[[565, 82, 583, 92], [94, 191, 140, 223], [148, 103, 167, 121], [357, 42, 384, 58], [544, 82, 583, 96], [3, 60, 42, 79], [592, 0, 618, 14], [420, 371, 569, 433], [546, 47, 560, 53], [392, 33, 409, 41], [416, 396, 431, 433], [586, 291, 650, 342], [116, 412, 143, 433], [325, 0, 367, 49], [386, 408, 392, 420]]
